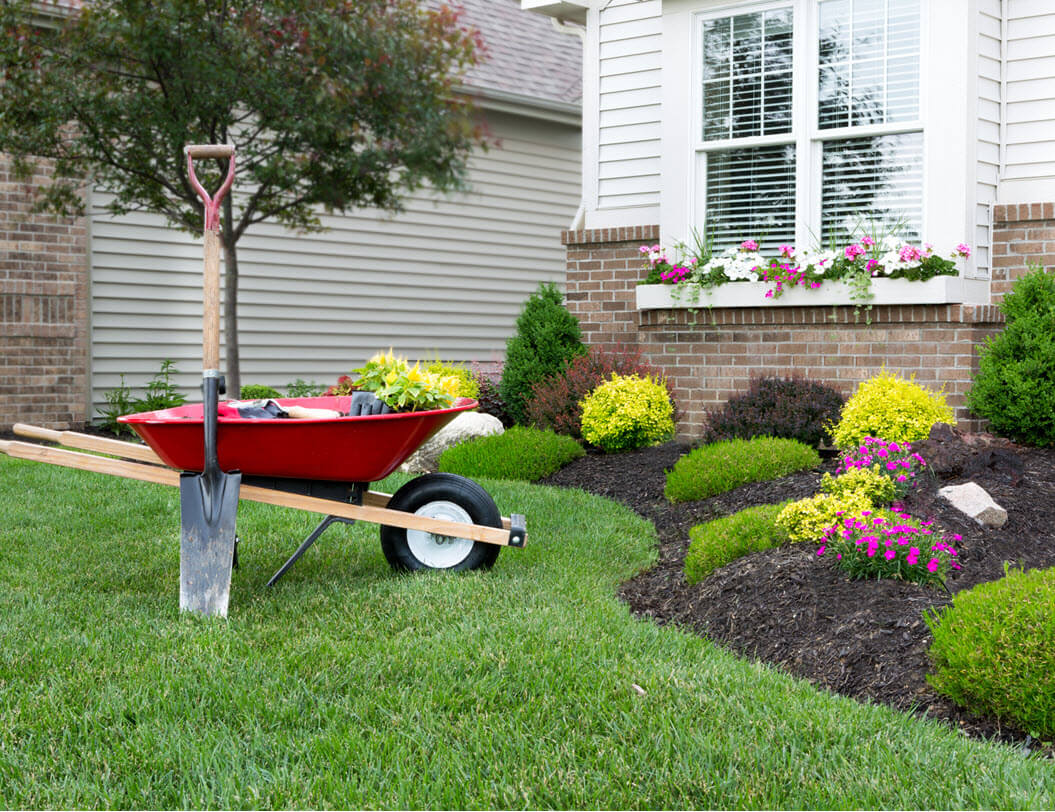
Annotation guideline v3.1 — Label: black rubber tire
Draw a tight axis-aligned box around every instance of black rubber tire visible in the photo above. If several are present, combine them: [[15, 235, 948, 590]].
[[379, 473, 503, 573]]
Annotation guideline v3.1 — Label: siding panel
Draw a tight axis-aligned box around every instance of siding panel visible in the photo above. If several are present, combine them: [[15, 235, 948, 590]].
[[89, 111, 580, 410], [596, 0, 662, 211]]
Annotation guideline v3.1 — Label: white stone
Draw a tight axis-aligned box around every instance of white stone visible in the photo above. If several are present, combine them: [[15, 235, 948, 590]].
[[938, 481, 1008, 528], [399, 412, 504, 473]]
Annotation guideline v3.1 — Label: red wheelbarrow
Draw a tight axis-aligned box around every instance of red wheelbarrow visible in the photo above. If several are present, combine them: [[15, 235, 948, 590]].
[[3, 400, 526, 596]]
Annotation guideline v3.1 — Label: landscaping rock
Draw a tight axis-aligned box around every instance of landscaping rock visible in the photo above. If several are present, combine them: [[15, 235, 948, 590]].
[[938, 481, 1008, 528], [399, 412, 504, 473]]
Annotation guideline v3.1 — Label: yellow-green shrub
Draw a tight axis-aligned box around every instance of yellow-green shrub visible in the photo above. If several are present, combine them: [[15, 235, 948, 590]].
[[820, 467, 897, 505], [776, 491, 875, 544], [580, 373, 674, 453], [427, 361, 480, 399], [830, 369, 955, 449]]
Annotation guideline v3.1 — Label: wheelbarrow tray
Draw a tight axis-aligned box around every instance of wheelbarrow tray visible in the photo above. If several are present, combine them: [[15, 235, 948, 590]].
[[119, 396, 477, 481]]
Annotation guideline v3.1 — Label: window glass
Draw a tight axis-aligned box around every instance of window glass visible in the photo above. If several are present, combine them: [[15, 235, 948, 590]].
[[817, 0, 920, 130], [706, 145, 797, 251], [821, 132, 923, 243], [702, 7, 793, 140]]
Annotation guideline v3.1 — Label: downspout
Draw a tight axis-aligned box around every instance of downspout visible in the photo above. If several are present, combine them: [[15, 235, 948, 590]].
[[551, 17, 587, 231]]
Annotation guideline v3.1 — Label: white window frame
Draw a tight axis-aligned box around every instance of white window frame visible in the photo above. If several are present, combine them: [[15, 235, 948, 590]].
[[690, 0, 928, 252]]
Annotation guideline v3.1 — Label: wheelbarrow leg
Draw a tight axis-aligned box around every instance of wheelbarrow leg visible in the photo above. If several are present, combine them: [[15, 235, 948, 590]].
[[266, 515, 355, 587]]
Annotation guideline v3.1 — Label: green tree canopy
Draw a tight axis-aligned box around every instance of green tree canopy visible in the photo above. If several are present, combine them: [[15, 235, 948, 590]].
[[0, 0, 487, 394]]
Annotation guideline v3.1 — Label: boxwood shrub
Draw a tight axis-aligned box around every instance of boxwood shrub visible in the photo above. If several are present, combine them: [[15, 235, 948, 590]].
[[438, 426, 584, 482], [664, 437, 821, 503], [926, 566, 1055, 740]]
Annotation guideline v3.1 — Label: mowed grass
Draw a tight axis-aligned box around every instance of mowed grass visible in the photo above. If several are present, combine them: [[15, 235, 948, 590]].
[[1, 455, 1053, 809]]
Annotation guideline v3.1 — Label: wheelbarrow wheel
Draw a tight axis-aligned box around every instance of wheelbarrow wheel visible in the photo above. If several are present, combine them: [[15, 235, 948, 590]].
[[380, 473, 502, 572]]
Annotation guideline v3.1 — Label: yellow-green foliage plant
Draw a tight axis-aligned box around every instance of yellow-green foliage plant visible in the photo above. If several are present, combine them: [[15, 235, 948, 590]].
[[776, 490, 875, 544], [580, 373, 674, 453], [427, 361, 480, 399], [820, 467, 897, 506], [830, 369, 955, 450]]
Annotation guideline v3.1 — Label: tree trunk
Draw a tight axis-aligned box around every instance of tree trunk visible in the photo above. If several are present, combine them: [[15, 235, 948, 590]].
[[222, 193, 240, 399]]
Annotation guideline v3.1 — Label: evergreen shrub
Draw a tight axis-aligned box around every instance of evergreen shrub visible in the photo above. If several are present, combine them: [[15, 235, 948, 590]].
[[967, 267, 1055, 446], [499, 283, 586, 425], [926, 566, 1055, 739]]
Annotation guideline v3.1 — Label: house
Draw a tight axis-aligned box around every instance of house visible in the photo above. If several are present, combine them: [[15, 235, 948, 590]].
[[0, 0, 582, 431], [525, 0, 1055, 436]]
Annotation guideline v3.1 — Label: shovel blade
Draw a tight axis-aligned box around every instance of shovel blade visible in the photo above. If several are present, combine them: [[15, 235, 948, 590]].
[[179, 470, 242, 616]]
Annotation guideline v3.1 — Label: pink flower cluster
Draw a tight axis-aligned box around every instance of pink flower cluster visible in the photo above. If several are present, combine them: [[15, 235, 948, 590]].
[[817, 509, 962, 587], [838, 436, 926, 496], [761, 260, 822, 298]]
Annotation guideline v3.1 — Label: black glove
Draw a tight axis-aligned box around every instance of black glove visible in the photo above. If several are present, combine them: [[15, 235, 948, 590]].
[[349, 391, 394, 416]]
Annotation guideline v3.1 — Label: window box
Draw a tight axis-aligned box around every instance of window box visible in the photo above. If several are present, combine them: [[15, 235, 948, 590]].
[[635, 276, 969, 311]]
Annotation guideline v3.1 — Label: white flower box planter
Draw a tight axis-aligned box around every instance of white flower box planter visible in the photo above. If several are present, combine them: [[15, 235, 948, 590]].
[[635, 276, 972, 310]]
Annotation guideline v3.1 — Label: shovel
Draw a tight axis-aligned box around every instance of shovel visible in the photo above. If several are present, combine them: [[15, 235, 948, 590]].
[[180, 144, 242, 617]]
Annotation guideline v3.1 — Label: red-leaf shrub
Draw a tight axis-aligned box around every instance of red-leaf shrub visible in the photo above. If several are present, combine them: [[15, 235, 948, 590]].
[[525, 345, 672, 439], [471, 364, 513, 428], [703, 375, 845, 448]]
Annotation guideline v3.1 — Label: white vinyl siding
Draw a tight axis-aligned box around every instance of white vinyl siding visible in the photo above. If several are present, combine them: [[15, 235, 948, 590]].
[[1002, 0, 1055, 200], [597, 0, 663, 209], [973, 0, 1001, 279], [89, 111, 580, 413]]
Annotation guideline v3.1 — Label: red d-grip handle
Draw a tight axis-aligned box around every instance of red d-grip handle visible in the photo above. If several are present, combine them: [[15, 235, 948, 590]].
[[185, 144, 236, 232]]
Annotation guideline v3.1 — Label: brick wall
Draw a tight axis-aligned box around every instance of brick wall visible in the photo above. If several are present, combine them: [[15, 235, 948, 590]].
[[0, 155, 90, 432], [991, 202, 1055, 301], [563, 225, 1005, 439]]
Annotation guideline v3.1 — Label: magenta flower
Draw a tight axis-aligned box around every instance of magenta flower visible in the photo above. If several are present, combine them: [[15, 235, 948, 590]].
[[956, 243, 971, 258], [817, 545, 826, 556], [778, 243, 794, 257], [861, 236, 875, 247], [926, 559, 940, 573], [741, 239, 759, 251], [845, 243, 866, 260]]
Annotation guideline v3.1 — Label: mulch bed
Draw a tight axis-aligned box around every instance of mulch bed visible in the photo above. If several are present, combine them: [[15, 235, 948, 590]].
[[540, 428, 1055, 756]]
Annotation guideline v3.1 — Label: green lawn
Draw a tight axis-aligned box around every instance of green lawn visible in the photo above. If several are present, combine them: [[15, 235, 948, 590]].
[[1, 455, 1053, 809]]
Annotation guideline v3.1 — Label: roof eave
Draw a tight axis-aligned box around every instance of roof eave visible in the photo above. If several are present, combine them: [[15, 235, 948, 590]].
[[457, 85, 582, 127], [519, 1, 589, 25]]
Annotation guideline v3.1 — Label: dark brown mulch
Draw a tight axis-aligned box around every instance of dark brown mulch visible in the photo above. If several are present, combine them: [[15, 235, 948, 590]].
[[539, 429, 1055, 756]]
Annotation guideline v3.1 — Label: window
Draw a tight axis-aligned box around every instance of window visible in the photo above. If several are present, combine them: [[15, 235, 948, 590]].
[[696, 0, 922, 252]]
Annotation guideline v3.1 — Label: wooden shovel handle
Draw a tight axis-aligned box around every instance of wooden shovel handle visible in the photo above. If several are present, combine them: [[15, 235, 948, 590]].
[[203, 229, 222, 372], [184, 144, 235, 159]]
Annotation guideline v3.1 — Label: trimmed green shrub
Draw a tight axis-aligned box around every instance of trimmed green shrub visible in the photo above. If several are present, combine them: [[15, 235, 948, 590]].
[[580, 373, 675, 453], [819, 467, 897, 506], [685, 502, 791, 584], [703, 375, 845, 447], [525, 345, 664, 439], [427, 361, 480, 399], [500, 283, 587, 425], [664, 437, 821, 503], [926, 566, 1055, 739], [967, 267, 1055, 446], [776, 491, 875, 544], [438, 426, 584, 481], [239, 384, 282, 400], [830, 369, 955, 450]]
